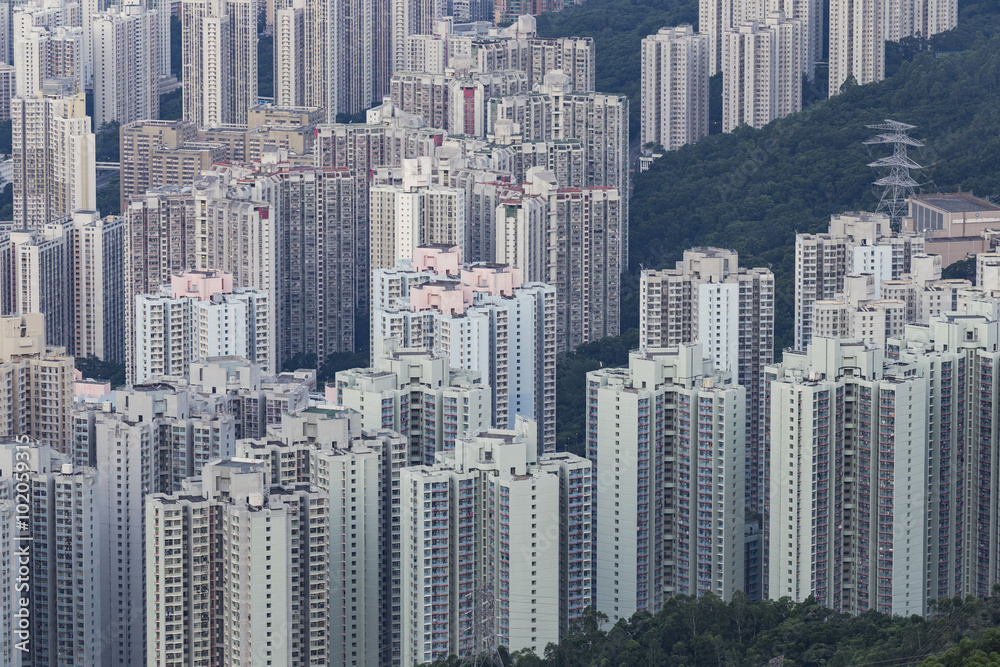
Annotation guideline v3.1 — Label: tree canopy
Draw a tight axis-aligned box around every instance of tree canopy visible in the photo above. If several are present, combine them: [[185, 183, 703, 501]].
[[427, 590, 1000, 666]]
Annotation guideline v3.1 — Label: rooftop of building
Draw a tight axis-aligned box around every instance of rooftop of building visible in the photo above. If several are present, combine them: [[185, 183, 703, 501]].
[[913, 192, 1000, 213]]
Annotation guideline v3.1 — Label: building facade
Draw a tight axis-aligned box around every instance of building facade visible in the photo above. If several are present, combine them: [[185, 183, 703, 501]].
[[587, 345, 746, 623], [640, 25, 710, 150], [640, 248, 774, 512]]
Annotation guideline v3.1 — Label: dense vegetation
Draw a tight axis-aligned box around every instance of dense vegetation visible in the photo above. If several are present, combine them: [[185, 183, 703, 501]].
[[170, 15, 182, 79], [427, 591, 1000, 666], [0, 119, 11, 154], [259, 31, 274, 99], [96, 121, 120, 162], [76, 355, 126, 388], [159, 88, 183, 120], [97, 175, 121, 216]]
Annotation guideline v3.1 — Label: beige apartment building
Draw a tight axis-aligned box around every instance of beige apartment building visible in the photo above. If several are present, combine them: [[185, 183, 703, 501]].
[[0, 313, 75, 454]]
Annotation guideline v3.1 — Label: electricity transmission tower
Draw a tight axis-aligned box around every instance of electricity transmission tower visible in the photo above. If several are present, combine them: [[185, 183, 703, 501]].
[[467, 577, 505, 667], [865, 120, 924, 229]]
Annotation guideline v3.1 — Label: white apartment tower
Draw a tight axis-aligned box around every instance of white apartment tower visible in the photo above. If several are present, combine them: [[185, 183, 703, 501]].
[[92, 3, 161, 127], [765, 338, 929, 615], [237, 408, 410, 665], [71, 211, 126, 362], [0, 439, 102, 667], [587, 345, 746, 623], [722, 13, 805, 133], [328, 345, 492, 465], [794, 212, 924, 351], [884, 0, 957, 41], [370, 161, 467, 273], [640, 248, 774, 511], [399, 424, 592, 664], [146, 460, 330, 665], [888, 314, 1000, 605], [2, 220, 75, 350], [13, 22, 84, 97], [372, 245, 558, 452], [181, 0, 257, 127], [829, 0, 885, 96], [77, 382, 238, 667], [11, 87, 95, 230], [702, 0, 821, 75], [640, 25, 710, 150], [132, 269, 271, 385]]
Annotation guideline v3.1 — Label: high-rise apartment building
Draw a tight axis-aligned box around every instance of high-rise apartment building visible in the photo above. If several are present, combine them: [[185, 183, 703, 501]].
[[640, 25, 710, 150], [0, 476, 16, 667], [404, 18, 595, 93], [13, 22, 84, 97], [794, 212, 924, 350], [887, 314, 1000, 606], [92, 3, 161, 127], [132, 269, 271, 384], [329, 345, 492, 465], [74, 378, 244, 667], [11, 85, 95, 230], [701, 0, 821, 75], [640, 248, 774, 511], [488, 72, 629, 267], [721, 13, 804, 133], [399, 424, 592, 664], [541, 182, 622, 350], [829, 0, 884, 96], [314, 121, 444, 307], [202, 162, 360, 363], [0, 63, 16, 121], [0, 438, 102, 667], [372, 245, 557, 451], [273, 0, 391, 120], [236, 405, 409, 665], [2, 220, 74, 348], [71, 210, 126, 361], [766, 337, 931, 615], [124, 161, 359, 370], [587, 345, 746, 623], [884, 0, 957, 41], [119, 119, 226, 206], [181, 0, 257, 127], [146, 459, 329, 665], [1, 212, 124, 359], [0, 314, 74, 454], [370, 160, 467, 272]]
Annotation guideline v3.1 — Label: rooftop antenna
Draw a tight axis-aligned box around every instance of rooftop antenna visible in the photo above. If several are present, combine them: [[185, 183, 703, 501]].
[[865, 120, 923, 231]]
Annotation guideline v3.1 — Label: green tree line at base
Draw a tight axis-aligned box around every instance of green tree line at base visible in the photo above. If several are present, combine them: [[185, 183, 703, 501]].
[[427, 591, 1000, 667]]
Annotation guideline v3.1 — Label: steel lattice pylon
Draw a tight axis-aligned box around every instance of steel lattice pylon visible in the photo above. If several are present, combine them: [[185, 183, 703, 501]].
[[467, 577, 505, 667], [865, 120, 924, 229]]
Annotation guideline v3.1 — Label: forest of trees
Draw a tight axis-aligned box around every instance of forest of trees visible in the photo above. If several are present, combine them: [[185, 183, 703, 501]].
[[427, 591, 1000, 666]]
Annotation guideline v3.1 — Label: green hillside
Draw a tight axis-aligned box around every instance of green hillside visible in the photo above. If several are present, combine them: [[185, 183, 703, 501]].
[[428, 591, 1000, 666]]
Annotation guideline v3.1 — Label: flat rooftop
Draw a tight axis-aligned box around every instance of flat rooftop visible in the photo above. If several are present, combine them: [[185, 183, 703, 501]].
[[914, 193, 1000, 213]]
